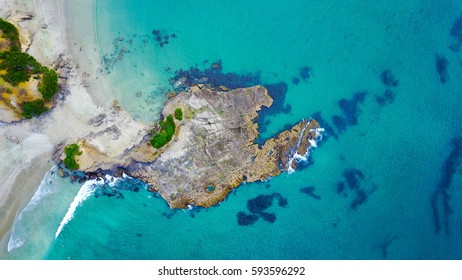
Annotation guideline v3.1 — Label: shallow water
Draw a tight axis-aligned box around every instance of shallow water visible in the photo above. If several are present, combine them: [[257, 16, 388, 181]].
[[5, 0, 462, 259]]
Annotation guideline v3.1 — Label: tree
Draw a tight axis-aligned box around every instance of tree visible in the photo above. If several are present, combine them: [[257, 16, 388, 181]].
[[38, 68, 59, 101], [63, 143, 82, 170], [174, 108, 183, 121], [150, 115, 176, 148], [0, 18, 20, 47], [21, 100, 47, 119]]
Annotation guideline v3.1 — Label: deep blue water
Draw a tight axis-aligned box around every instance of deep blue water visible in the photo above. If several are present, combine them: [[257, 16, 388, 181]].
[[4, 0, 462, 259]]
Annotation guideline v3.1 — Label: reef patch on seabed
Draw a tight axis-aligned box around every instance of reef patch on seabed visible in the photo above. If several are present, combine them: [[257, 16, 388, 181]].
[[335, 168, 377, 210], [449, 13, 462, 52], [101, 35, 133, 73], [101, 29, 178, 74], [170, 60, 261, 91], [300, 186, 321, 200], [375, 89, 396, 107], [314, 69, 400, 140], [373, 235, 398, 259], [380, 70, 399, 87], [431, 137, 462, 235], [332, 91, 367, 134], [151, 29, 178, 48], [236, 193, 288, 226], [375, 69, 399, 107], [435, 54, 449, 84]]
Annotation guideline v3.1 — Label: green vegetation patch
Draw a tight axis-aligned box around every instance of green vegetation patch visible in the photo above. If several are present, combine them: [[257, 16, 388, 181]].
[[39, 68, 58, 101], [63, 143, 82, 170], [0, 18, 20, 47], [0, 50, 43, 85], [150, 115, 176, 149], [174, 108, 183, 121], [21, 100, 47, 119]]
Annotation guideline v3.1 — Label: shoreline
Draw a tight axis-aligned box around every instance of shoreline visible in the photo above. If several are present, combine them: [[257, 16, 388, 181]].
[[0, 0, 148, 256]]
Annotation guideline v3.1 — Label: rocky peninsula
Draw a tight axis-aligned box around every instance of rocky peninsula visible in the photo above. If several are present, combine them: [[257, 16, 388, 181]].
[[60, 85, 322, 208]]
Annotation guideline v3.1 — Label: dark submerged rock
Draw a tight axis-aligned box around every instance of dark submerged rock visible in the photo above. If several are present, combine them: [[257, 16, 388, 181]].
[[332, 115, 348, 134], [300, 66, 312, 80], [338, 91, 367, 126], [431, 137, 462, 235], [435, 54, 449, 84], [260, 212, 276, 223], [335, 168, 374, 210], [449, 14, 462, 51], [237, 211, 259, 226], [343, 168, 365, 189], [375, 89, 396, 107], [237, 192, 288, 226], [380, 70, 399, 87], [247, 194, 274, 213], [300, 186, 321, 200]]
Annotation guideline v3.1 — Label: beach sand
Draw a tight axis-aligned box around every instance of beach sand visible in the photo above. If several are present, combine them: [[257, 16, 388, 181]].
[[0, 0, 148, 253]]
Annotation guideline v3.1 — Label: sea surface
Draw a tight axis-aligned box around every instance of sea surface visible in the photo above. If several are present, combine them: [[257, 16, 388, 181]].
[[3, 0, 462, 259]]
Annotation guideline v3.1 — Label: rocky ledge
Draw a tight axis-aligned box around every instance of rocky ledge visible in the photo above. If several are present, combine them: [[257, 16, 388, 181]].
[[63, 85, 322, 208]]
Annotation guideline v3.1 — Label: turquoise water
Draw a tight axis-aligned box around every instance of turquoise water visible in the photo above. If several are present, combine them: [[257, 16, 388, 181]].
[[4, 0, 462, 259]]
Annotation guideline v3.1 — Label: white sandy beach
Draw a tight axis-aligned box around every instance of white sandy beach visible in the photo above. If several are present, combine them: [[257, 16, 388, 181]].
[[0, 0, 149, 254]]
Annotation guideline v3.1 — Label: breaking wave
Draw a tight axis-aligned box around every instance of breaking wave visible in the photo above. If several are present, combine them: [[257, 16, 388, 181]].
[[54, 174, 124, 239], [8, 167, 58, 252]]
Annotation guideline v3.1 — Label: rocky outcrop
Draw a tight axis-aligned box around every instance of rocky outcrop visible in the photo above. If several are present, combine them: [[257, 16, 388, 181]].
[[70, 85, 322, 208]]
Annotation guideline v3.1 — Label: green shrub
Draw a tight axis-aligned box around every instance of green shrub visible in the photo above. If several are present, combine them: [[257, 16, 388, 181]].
[[161, 115, 175, 140], [0, 51, 42, 85], [0, 18, 20, 47], [0, 47, 59, 101], [38, 68, 58, 101], [150, 133, 168, 148], [174, 108, 183, 121], [150, 115, 176, 149], [63, 143, 82, 170], [21, 100, 47, 119]]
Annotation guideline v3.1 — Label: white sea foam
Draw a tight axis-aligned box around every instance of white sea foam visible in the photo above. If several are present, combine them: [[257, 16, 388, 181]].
[[287, 165, 296, 174], [7, 167, 58, 252], [286, 120, 310, 173], [54, 173, 126, 239], [286, 120, 324, 174], [7, 237, 25, 252], [54, 180, 98, 239], [105, 174, 125, 187], [309, 139, 317, 148], [24, 166, 59, 211]]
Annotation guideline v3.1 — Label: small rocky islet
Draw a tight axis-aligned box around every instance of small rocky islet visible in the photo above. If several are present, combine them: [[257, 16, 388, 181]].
[[55, 85, 322, 208]]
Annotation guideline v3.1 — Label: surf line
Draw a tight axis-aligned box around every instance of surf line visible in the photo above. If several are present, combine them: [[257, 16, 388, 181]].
[[7, 167, 58, 252], [54, 174, 125, 239], [287, 119, 324, 174]]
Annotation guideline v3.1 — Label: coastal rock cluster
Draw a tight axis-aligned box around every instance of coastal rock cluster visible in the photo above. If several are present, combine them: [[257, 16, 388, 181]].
[[68, 85, 321, 208]]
